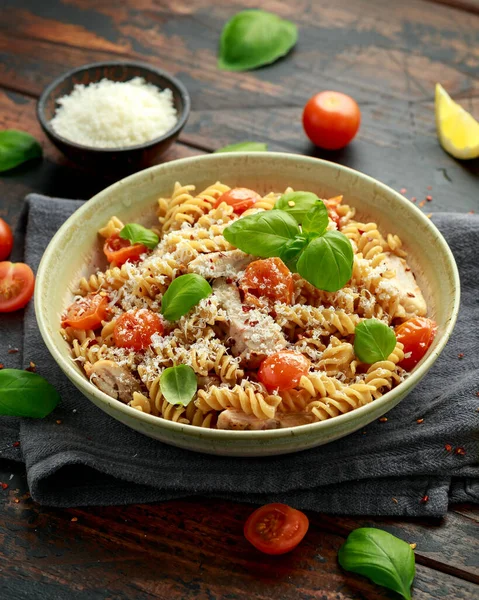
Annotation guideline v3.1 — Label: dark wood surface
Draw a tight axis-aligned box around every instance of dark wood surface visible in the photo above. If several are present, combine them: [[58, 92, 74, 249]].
[[0, 1, 478, 598]]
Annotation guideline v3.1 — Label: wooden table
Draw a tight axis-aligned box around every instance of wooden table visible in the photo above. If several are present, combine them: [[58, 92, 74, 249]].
[[1, 1, 478, 598]]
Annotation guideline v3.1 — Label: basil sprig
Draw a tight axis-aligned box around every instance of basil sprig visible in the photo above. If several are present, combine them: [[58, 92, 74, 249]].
[[218, 10, 297, 72], [338, 528, 415, 600], [161, 273, 212, 322], [215, 141, 268, 153], [0, 130, 42, 172], [119, 224, 159, 250], [223, 197, 353, 292], [160, 365, 197, 407], [0, 370, 60, 418], [354, 319, 397, 363]]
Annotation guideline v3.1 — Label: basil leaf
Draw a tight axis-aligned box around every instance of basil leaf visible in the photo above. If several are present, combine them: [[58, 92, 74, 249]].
[[354, 319, 397, 363], [274, 192, 320, 224], [160, 365, 197, 407], [0, 130, 42, 172], [161, 273, 212, 322], [0, 369, 60, 418], [218, 10, 298, 72], [296, 231, 353, 292], [223, 210, 299, 257], [278, 235, 308, 272], [338, 528, 415, 600], [119, 223, 159, 250], [302, 202, 329, 236], [215, 141, 268, 153]]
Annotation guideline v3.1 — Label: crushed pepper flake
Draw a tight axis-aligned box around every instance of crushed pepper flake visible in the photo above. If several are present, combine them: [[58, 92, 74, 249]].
[[420, 495, 429, 504], [410, 543, 417, 549], [25, 361, 36, 373], [426, 195, 432, 202], [379, 417, 388, 423], [392, 497, 398, 504], [12, 441, 20, 448], [1, 483, 8, 490], [400, 188, 407, 194], [455, 447, 466, 455], [416, 418, 424, 424], [14, 498, 20, 504], [8, 348, 19, 354], [411, 197, 417, 202], [71, 517, 78, 522], [444, 443, 452, 452], [56, 420, 62, 425], [458, 353, 464, 359], [0, 363, 3, 370]]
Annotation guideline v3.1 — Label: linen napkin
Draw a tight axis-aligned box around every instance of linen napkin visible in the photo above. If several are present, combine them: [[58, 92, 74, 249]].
[[0, 194, 477, 516]]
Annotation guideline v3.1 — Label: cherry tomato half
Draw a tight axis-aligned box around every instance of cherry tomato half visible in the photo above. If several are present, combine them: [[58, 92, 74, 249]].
[[0, 219, 14, 260], [244, 503, 309, 555], [395, 317, 438, 371], [324, 195, 343, 228], [303, 91, 361, 150], [240, 257, 293, 306], [62, 294, 109, 330], [258, 351, 311, 392], [114, 310, 164, 351], [104, 233, 147, 266], [216, 188, 261, 214], [0, 261, 35, 313]]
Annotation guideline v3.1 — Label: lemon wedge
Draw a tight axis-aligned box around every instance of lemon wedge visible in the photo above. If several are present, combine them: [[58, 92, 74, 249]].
[[435, 84, 479, 160]]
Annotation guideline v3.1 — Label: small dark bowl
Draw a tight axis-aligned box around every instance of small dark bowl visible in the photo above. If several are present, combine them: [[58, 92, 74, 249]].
[[37, 61, 190, 172]]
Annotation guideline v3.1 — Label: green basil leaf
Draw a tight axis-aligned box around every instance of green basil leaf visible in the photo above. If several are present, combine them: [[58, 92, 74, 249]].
[[218, 10, 298, 72], [278, 235, 308, 272], [296, 231, 353, 292], [0, 369, 60, 418], [215, 141, 268, 153], [274, 192, 320, 224], [302, 202, 329, 236], [338, 528, 415, 600], [354, 319, 397, 363], [0, 130, 42, 172], [119, 223, 159, 250], [223, 210, 300, 257], [160, 365, 197, 407], [161, 273, 212, 322]]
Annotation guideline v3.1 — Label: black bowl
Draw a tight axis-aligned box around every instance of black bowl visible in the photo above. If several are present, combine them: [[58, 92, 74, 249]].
[[37, 61, 190, 172]]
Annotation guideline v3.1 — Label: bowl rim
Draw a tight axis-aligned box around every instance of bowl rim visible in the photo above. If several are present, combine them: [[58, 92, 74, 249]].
[[35, 152, 461, 441], [36, 60, 191, 153]]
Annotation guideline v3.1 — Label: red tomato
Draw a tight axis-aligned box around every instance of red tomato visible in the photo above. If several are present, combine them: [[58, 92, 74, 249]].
[[258, 351, 311, 392], [216, 188, 261, 214], [324, 195, 343, 228], [0, 261, 35, 313], [114, 310, 164, 351], [0, 219, 13, 260], [244, 503, 309, 555], [395, 317, 438, 371], [240, 257, 293, 306], [62, 294, 109, 330], [104, 233, 147, 266], [303, 91, 361, 150]]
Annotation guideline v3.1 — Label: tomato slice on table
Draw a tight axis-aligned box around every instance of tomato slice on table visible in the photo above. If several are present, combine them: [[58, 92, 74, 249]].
[[0, 261, 35, 313], [258, 351, 311, 392], [0, 219, 14, 260], [244, 503, 309, 555], [104, 233, 147, 266], [62, 293, 109, 330], [395, 317, 438, 371], [114, 310, 164, 351], [216, 188, 261, 214], [240, 257, 293, 306]]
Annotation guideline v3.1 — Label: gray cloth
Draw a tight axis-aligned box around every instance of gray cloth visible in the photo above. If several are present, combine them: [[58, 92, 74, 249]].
[[0, 194, 478, 515]]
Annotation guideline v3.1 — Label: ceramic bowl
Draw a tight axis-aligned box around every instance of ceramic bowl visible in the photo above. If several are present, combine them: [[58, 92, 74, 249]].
[[35, 153, 460, 456], [37, 61, 190, 172]]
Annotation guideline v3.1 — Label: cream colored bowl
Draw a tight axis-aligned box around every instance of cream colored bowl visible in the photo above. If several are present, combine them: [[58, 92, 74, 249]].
[[35, 153, 460, 456]]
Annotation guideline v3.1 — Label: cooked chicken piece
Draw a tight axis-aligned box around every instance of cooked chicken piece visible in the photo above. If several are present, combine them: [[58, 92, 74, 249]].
[[212, 278, 287, 367], [188, 249, 255, 279], [217, 409, 315, 430], [84, 360, 141, 403], [381, 254, 427, 317]]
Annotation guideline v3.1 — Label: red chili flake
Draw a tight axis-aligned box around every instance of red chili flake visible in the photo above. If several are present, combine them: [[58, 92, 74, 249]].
[[8, 348, 19, 354], [418, 200, 426, 208], [426, 195, 432, 202], [241, 305, 253, 313], [458, 353, 464, 359], [14, 498, 20, 504], [379, 417, 388, 423], [12, 441, 20, 448], [400, 188, 407, 194], [392, 497, 398, 504], [420, 495, 429, 504], [225, 278, 233, 284], [249, 321, 259, 327], [411, 197, 417, 203], [416, 418, 424, 424], [25, 361, 36, 373], [444, 443, 452, 452], [0, 363, 3, 370], [56, 420, 62, 425], [358, 229, 365, 235], [455, 447, 466, 455], [71, 517, 78, 522]]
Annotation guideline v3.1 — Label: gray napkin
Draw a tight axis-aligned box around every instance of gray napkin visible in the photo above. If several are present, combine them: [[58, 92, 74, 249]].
[[1, 194, 478, 516]]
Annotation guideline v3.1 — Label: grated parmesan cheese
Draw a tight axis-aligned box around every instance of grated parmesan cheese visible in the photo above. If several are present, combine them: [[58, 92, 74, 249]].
[[50, 77, 178, 148]]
